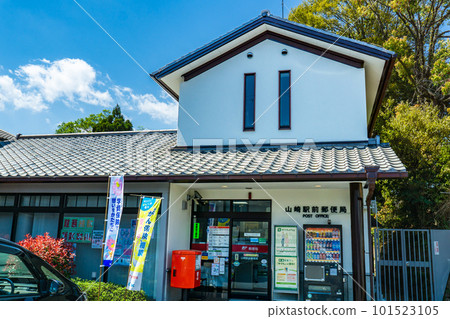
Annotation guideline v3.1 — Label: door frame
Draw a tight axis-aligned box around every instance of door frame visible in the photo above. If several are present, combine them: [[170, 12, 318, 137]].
[[190, 199, 272, 300]]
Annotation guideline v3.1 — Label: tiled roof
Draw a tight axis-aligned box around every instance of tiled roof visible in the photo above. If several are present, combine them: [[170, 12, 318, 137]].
[[0, 130, 15, 142], [0, 130, 406, 180]]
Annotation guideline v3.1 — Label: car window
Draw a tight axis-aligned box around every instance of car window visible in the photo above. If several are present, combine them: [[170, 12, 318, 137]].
[[0, 252, 39, 296], [29, 256, 69, 294], [40, 265, 67, 294], [39, 263, 66, 283]]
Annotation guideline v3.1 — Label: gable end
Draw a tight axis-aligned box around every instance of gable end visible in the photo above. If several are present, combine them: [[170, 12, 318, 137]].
[[182, 31, 364, 82]]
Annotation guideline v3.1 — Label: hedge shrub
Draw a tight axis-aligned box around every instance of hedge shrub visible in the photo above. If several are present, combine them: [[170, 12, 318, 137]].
[[17, 233, 75, 277], [72, 278, 147, 301]]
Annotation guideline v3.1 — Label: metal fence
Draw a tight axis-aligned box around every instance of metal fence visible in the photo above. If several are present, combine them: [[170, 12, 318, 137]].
[[374, 229, 434, 301]]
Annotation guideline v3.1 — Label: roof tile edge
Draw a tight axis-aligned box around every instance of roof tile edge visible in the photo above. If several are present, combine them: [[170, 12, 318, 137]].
[[18, 129, 177, 139]]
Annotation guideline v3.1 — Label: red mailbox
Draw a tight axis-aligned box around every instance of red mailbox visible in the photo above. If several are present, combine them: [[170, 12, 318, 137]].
[[170, 250, 201, 289]]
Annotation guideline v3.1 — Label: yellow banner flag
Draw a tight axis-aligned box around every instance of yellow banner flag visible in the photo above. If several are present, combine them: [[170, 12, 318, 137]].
[[126, 197, 161, 291]]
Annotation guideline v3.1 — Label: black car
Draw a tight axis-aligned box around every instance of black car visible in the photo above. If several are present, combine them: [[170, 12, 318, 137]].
[[0, 238, 86, 300]]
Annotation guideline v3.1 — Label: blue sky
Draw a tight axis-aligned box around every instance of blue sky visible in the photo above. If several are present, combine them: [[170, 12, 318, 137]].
[[0, 0, 300, 135]]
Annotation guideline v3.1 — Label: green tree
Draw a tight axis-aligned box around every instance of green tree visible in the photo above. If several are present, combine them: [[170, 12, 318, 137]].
[[377, 103, 450, 228], [92, 105, 133, 132], [56, 105, 133, 134], [289, 0, 450, 228], [289, 0, 450, 113], [56, 110, 111, 133]]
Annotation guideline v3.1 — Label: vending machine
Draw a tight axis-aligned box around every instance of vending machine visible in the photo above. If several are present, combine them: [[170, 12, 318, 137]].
[[303, 225, 344, 301]]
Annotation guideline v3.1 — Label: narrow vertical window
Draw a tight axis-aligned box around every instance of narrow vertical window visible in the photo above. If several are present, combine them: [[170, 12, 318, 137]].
[[244, 73, 255, 131], [279, 71, 291, 129]]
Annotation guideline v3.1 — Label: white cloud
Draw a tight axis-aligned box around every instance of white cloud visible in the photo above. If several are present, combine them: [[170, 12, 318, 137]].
[[17, 58, 112, 106], [113, 86, 178, 125], [0, 58, 179, 125], [0, 58, 112, 112], [134, 93, 178, 125], [0, 75, 47, 112]]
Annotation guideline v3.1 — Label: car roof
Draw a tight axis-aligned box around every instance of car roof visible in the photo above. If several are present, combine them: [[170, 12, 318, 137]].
[[0, 238, 26, 251]]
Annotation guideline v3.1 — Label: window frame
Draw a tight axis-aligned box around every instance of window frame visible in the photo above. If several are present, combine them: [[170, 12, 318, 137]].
[[243, 73, 256, 131], [193, 199, 272, 214], [278, 70, 291, 130], [0, 245, 42, 298], [0, 192, 161, 242]]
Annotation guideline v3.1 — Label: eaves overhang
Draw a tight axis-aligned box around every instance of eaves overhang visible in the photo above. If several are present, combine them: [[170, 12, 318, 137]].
[[0, 171, 408, 184]]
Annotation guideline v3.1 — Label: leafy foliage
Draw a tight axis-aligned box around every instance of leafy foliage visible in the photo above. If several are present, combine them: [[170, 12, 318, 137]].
[[71, 278, 148, 301], [289, 0, 403, 47], [92, 105, 133, 132], [377, 103, 450, 228], [289, 0, 450, 113], [289, 0, 450, 228], [56, 110, 111, 133], [17, 233, 75, 277], [56, 105, 133, 133]]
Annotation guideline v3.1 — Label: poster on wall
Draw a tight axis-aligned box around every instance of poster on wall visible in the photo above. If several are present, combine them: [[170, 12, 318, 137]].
[[274, 256, 298, 290], [114, 228, 135, 266], [60, 217, 94, 243], [274, 225, 298, 256], [211, 263, 220, 276], [91, 230, 103, 249], [207, 226, 229, 259]]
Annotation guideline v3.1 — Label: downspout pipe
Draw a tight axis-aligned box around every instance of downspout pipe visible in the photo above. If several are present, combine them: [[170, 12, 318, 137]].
[[365, 166, 379, 300]]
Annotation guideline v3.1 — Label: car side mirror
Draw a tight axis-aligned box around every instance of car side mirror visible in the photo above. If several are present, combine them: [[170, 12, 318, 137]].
[[48, 279, 64, 295]]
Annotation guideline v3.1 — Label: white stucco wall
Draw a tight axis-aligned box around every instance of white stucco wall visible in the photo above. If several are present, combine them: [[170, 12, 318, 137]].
[[177, 39, 368, 146], [165, 183, 193, 301]]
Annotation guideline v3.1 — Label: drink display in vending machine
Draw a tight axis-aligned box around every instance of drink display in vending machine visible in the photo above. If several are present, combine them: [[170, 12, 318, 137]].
[[303, 225, 344, 301]]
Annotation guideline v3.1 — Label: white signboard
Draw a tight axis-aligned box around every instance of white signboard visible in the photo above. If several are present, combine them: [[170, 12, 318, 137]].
[[434, 241, 439, 255], [91, 230, 104, 249], [275, 225, 298, 257]]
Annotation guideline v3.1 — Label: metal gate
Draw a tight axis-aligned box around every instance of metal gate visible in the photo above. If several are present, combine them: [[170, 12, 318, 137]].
[[374, 229, 434, 301]]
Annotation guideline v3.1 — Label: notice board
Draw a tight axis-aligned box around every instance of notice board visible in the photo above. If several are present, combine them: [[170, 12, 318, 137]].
[[274, 225, 298, 291]]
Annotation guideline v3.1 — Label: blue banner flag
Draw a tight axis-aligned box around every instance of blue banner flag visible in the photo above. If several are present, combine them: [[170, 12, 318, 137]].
[[102, 176, 124, 267]]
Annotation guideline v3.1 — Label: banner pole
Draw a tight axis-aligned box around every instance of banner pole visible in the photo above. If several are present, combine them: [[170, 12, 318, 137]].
[[125, 195, 143, 298], [98, 175, 111, 301]]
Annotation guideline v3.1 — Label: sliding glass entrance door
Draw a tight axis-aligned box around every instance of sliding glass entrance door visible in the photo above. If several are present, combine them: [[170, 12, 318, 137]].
[[230, 219, 270, 300], [190, 199, 271, 300]]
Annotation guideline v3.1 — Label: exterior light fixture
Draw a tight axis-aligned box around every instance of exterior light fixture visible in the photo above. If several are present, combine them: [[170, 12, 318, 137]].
[[281, 49, 288, 55], [247, 52, 253, 59]]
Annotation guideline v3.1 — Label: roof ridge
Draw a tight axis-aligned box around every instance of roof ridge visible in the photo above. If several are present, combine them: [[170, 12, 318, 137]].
[[18, 129, 177, 139], [0, 129, 16, 141], [268, 14, 395, 56], [171, 140, 377, 152]]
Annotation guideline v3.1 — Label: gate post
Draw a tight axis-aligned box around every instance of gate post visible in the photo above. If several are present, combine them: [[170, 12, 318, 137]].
[[400, 230, 409, 301], [365, 166, 379, 300]]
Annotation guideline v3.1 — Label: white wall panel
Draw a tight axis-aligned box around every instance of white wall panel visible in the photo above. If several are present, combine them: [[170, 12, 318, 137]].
[[178, 40, 367, 146]]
